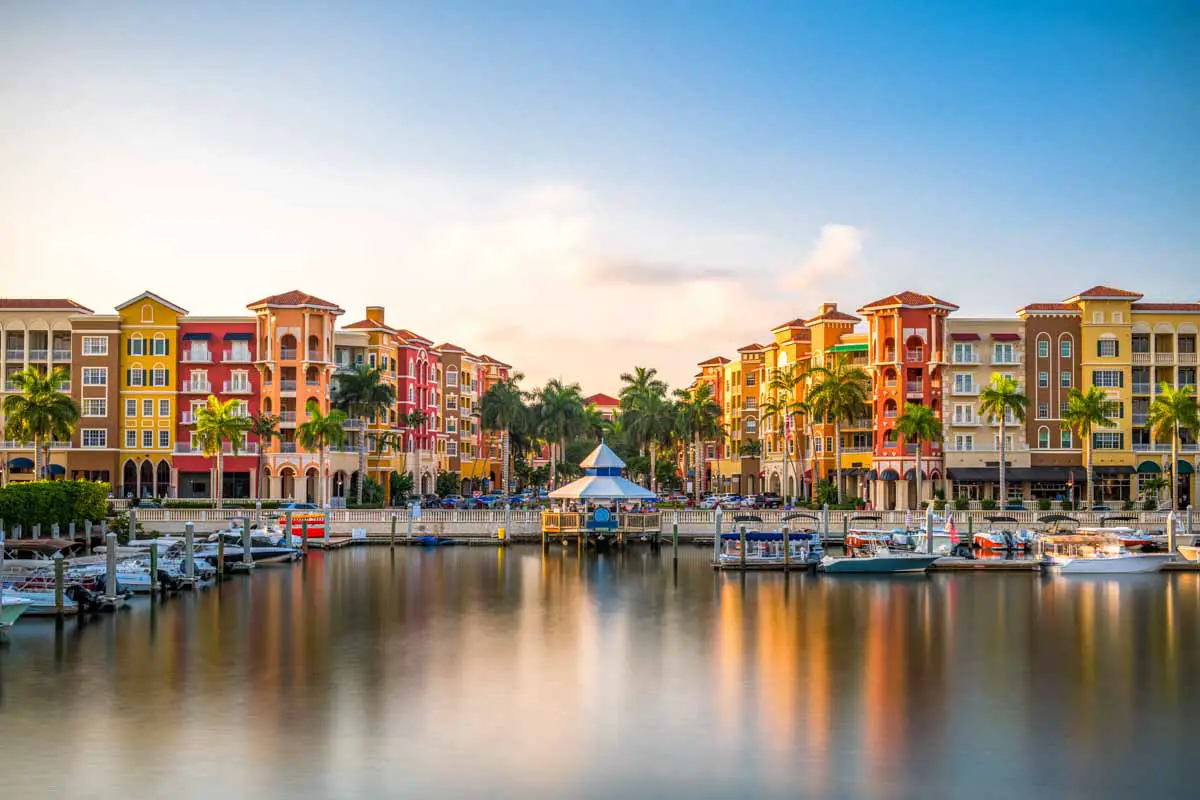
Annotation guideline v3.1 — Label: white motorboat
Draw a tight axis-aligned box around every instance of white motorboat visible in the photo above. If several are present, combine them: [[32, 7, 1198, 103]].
[[1040, 534, 1174, 574], [819, 547, 940, 574], [200, 529, 303, 565], [1, 593, 35, 628], [1179, 543, 1199, 562]]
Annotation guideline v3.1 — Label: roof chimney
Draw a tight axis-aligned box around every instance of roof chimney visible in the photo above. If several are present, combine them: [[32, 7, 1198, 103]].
[[818, 302, 837, 315], [366, 306, 385, 323]]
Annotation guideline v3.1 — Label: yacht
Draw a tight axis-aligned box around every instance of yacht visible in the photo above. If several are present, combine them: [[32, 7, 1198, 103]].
[[819, 546, 940, 574], [200, 529, 303, 564], [716, 530, 824, 567], [1040, 534, 1174, 574], [1, 593, 35, 628]]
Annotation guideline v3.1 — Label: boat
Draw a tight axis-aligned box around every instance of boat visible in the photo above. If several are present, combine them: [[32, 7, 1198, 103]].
[[1039, 533, 1174, 574], [717, 530, 824, 566], [1180, 545, 1199, 562], [1094, 518, 1158, 551], [412, 535, 457, 547], [845, 528, 890, 550], [972, 515, 1031, 551], [200, 529, 304, 564], [1, 593, 35, 628], [819, 546, 940, 574]]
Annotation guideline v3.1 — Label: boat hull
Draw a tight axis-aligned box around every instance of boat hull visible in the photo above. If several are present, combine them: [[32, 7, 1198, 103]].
[[1179, 545, 1199, 563], [1044, 553, 1174, 574], [1, 595, 35, 627], [820, 554, 940, 574]]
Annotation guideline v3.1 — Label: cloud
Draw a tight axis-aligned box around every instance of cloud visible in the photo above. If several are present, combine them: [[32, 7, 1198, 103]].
[[781, 223, 866, 292], [585, 258, 739, 286]]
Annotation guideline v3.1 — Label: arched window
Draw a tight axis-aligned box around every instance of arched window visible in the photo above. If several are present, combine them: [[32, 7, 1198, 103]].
[[446, 366, 458, 387], [151, 333, 168, 356], [884, 429, 898, 444], [408, 359, 414, 376], [744, 417, 757, 434], [129, 334, 145, 356], [884, 399, 898, 418], [1059, 334, 1073, 360], [1036, 332, 1051, 360], [141, 304, 154, 323], [1038, 426, 1050, 449]]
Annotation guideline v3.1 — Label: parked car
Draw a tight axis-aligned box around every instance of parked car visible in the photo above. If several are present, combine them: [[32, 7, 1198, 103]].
[[761, 492, 783, 509], [440, 494, 466, 509], [477, 494, 506, 508], [698, 496, 719, 509]]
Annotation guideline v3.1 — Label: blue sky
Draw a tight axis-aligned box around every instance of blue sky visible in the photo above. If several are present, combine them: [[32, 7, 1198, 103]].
[[1, 1, 1196, 390]]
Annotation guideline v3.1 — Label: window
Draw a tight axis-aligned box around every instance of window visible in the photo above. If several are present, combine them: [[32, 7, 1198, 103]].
[[1108, 401, 1125, 420], [141, 304, 153, 323], [1093, 312, 1104, 324], [446, 367, 458, 387], [954, 434, 974, 451], [953, 374, 974, 393], [447, 419, 457, 433], [128, 336, 145, 356], [993, 434, 1014, 451], [128, 368, 145, 387], [814, 438, 822, 453], [158, 430, 169, 449], [1092, 432, 1123, 450], [447, 441, 458, 457], [447, 395, 457, 410], [1037, 339, 1049, 359], [142, 430, 153, 448], [826, 436, 833, 452], [746, 374, 756, 387], [151, 369, 168, 387], [368, 354, 376, 368], [82, 398, 106, 417], [1098, 339, 1119, 357], [82, 336, 108, 355], [1060, 430, 1071, 448], [1092, 370, 1123, 388], [1061, 339, 1072, 359], [1060, 401, 1069, 418], [1038, 428, 1049, 448], [82, 429, 106, 448], [408, 386, 414, 403], [408, 359, 414, 376], [1112, 312, 1123, 324], [993, 344, 1016, 363], [126, 399, 137, 417], [143, 399, 154, 416], [744, 418, 757, 434], [82, 367, 107, 386], [953, 343, 975, 363], [229, 371, 249, 392], [1038, 371, 1049, 388], [125, 429, 137, 448], [1038, 402, 1049, 419], [150, 336, 168, 356], [1060, 371, 1071, 388], [159, 399, 170, 417]]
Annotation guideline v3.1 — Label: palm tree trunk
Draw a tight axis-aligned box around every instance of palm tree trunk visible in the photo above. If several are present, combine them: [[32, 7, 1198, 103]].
[[834, 421, 844, 503], [319, 445, 326, 507], [1172, 422, 1179, 512], [649, 440, 658, 494], [1086, 432, 1094, 511], [502, 427, 510, 496], [916, 446, 923, 512], [215, 447, 224, 508], [560, 437, 567, 488], [694, 432, 702, 503], [357, 416, 367, 505], [998, 418, 1007, 507], [549, 442, 557, 490], [33, 434, 41, 480], [258, 449, 265, 499]]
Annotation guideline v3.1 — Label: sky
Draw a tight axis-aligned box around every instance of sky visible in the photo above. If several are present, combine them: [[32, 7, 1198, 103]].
[[1, 1, 1197, 393]]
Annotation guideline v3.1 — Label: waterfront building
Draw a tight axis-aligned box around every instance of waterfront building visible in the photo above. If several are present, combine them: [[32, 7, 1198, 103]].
[[67, 310, 120, 485], [479, 355, 513, 489], [760, 318, 811, 498], [805, 303, 871, 500]]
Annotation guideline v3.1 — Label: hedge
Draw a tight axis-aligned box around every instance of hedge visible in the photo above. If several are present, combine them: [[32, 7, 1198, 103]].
[[0, 480, 110, 533]]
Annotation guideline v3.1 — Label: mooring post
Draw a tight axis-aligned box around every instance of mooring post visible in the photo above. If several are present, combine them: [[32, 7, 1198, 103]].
[[54, 551, 65, 616], [104, 532, 118, 602], [184, 522, 195, 582], [739, 524, 747, 569], [217, 534, 226, 577], [240, 516, 253, 566], [301, 516, 310, 552], [52, 522, 61, 539], [390, 513, 397, 550], [822, 504, 830, 545], [285, 510, 294, 545], [255, 500, 262, 533], [783, 525, 790, 572], [407, 502, 415, 542], [129, 507, 138, 541], [672, 512, 679, 563], [713, 508, 723, 563], [84, 519, 93, 554], [1188, 504, 1194, 540], [926, 505, 935, 555], [1167, 510, 1178, 554], [968, 515, 974, 536], [33, 523, 41, 539], [149, 541, 159, 594], [323, 505, 331, 542]]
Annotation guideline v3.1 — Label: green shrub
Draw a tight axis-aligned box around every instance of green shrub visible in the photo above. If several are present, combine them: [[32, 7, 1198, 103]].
[[1122, 499, 1136, 512], [980, 498, 998, 510], [932, 499, 947, 511], [1036, 498, 1051, 511], [1144, 497, 1157, 511], [0, 480, 109, 533], [954, 498, 970, 511]]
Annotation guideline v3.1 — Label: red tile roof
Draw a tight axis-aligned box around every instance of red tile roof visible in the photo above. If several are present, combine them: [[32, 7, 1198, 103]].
[[476, 353, 512, 368], [1066, 285, 1143, 301], [1130, 302, 1200, 312], [771, 317, 807, 330], [1018, 302, 1078, 312], [433, 342, 467, 353], [737, 342, 766, 352], [392, 329, 433, 346], [247, 290, 342, 311], [697, 356, 730, 366], [858, 291, 958, 312], [0, 298, 92, 312], [585, 392, 620, 406], [805, 309, 861, 324], [343, 318, 400, 334]]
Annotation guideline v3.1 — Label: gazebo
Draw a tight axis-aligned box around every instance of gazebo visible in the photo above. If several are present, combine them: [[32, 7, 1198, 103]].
[[542, 441, 660, 546]]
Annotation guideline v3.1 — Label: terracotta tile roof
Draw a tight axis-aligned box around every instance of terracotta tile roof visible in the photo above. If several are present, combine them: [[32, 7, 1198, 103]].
[[1017, 302, 1080, 313], [433, 342, 467, 353], [858, 291, 958, 312], [771, 317, 807, 331], [477, 353, 512, 368], [1068, 285, 1143, 300], [392, 329, 433, 346], [585, 392, 620, 406], [343, 318, 400, 334], [115, 290, 187, 314], [0, 298, 92, 312], [737, 342, 766, 353], [247, 290, 343, 311], [805, 309, 861, 324], [697, 356, 731, 366], [1130, 302, 1200, 312]]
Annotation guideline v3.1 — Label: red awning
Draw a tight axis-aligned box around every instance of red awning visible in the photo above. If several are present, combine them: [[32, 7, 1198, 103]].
[[950, 333, 980, 341], [991, 333, 1021, 341]]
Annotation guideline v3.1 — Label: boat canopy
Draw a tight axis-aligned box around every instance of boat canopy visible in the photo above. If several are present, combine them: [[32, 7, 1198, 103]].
[[732, 514, 763, 523], [984, 515, 1019, 523], [1038, 514, 1078, 523], [1099, 515, 1138, 526], [721, 531, 819, 541], [782, 512, 820, 522]]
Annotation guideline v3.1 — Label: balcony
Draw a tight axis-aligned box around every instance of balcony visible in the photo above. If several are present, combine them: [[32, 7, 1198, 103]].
[[181, 350, 212, 363], [883, 409, 897, 419], [222, 380, 252, 394], [28, 349, 48, 361], [52, 349, 71, 361], [181, 412, 198, 424], [905, 349, 924, 363], [844, 418, 872, 429], [842, 446, 873, 454], [1133, 412, 1148, 425], [173, 442, 259, 455], [305, 379, 321, 388], [181, 381, 212, 394], [279, 411, 297, 426], [905, 381, 924, 395], [279, 441, 297, 453], [991, 355, 1021, 366], [280, 348, 298, 360], [1133, 442, 1200, 454], [343, 419, 365, 430], [1155, 352, 1174, 365], [307, 350, 322, 362], [952, 385, 978, 396], [1132, 352, 1151, 366], [3, 381, 16, 392], [1180, 353, 1197, 366], [280, 379, 297, 393], [1132, 382, 1151, 394], [952, 354, 980, 365], [883, 350, 896, 362], [223, 349, 253, 363], [58, 381, 71, 392], [951, 416, 977, 426]]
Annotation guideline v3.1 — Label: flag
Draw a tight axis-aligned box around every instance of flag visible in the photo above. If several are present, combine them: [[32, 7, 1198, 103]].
[[946, 513, 959, 544]]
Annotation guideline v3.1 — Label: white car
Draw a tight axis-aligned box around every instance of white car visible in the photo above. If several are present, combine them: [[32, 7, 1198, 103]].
[[699, 497, 720, 509]]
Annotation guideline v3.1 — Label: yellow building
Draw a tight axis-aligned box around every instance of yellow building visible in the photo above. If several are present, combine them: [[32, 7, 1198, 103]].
[[116, 291, 185, 498]]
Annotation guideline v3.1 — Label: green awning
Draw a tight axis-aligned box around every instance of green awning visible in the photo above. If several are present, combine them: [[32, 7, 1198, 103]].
[[828, 343, 868, 353], [1136, 460, 1161, 474], [1178, 460, 1195, 475]]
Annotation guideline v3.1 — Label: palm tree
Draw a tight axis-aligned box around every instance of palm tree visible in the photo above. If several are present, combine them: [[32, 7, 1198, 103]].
[[194, 395, 253, 507], [296, 399, 348, 507], [333, 365, 397, 504], [619, 367, 667, 417], [247, 412, 280, 499], [1, 366, 78, 479], [978, 373, 1029, 507], [536, 379, 586, 488], [765, 364, 806, 503], [895, 402, 942, 510], [481, 372, 529, 495], [622, 390, 675, 494], [1146, 384, 1200, 511], [806, 356, 870, 503], [673, 382, 723, 504], [1064, 386, 1119, 510]]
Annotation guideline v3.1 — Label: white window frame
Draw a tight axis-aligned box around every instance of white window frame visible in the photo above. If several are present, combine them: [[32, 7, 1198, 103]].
[[151, 335, 168, 356], [82, 398, 107, 417], [1098, 339, 1118, 357], [125, 429, 137, 448], [82, 336, 108, 356], [159, 399, 170, 417], [128, 368, 145, 387], [1038, 371, 1049, 388], [447, 441, 458, 457], [158, 429, 169, 449], [82, 367, 107, 386], [1060, 339, 1072, 359], [82, 429, 107, 448], [955, 434, 974, 451], [142, 429, 153, 448], [143, 399, 154, 417], [1092, 370, 1121, 388], [126, 399, 137, 417], [1061, 371, 1072, 388], [1060, 430, 1072, 448], [1037, 340, 1049, 359], [151, 368, 168, 387], [128, 336, 145, 356]]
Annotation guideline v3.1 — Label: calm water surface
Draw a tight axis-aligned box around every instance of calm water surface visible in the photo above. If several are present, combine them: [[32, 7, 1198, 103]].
[[2, 546, 1198, 798]]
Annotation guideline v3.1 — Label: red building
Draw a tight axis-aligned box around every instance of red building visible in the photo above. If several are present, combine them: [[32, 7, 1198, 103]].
[[858, 291, 958, 508], [584, 392, 620, 421], [174, 317, 260, 499]]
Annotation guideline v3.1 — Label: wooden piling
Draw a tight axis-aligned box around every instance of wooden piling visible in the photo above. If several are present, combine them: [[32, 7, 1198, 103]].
[[149, 543, 159, 594], [390, 513, 397, 550], [54, 552, 65, 616], [184, 522, 195, 582], [301, 517, 310, 553], [241, 517, 253, 566], [739, 524, 747, 569], [104, 532, 118, 602], [672, 515, 679, 563], [217, 535, 226, 577], [782, 525, 790, 573]]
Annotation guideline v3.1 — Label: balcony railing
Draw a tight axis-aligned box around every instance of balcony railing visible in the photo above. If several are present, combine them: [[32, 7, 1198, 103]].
[[279, 411, 297, 423], [1133, 412, 1148, 425], [280, 348, 298, 360], [1132, 442, 1200, 453], [991, 355, 1021, 365], [305, 379, 321, 387], [58, 381, 71, 392], [3, 381, 16, 392], [905, 349, 924, 362], [951, 416, 977, 426], [280, 379, 297, 392], [1132, 382, 1150, 394], [1132, 353, 1151, 365], [52, 349, 71, 361], [307, 350, 322, 361], [28, 349, 48, 361], [905, 381, 924, 394], [223, 381, 252, 394], [4, 350, 23, 360], [952, 385, 978, 396], [952, 354, 980, 364], [883, 351, 896, 362], [223, 349, 253, 363], [181, 350, 212, 363], [181, 412, 198, 424], [181, 381, 212, 393], [173, 442, 258, 455], [1180, 353, 1197, 365], [884, 410, 897, 419], [1155, 353, 1174, 364]]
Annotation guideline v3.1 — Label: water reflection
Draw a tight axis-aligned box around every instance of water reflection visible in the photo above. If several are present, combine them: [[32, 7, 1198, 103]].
[[0, 549, 1196, 798]]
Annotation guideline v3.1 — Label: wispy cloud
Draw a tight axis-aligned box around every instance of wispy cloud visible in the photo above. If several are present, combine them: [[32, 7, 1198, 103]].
[[781, 223, 866, 293], [586, 258, 739, 286]]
